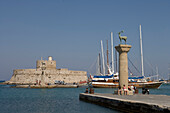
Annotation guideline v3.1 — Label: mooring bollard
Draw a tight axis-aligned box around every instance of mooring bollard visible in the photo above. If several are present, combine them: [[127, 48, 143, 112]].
[[135, 89, 138, 94], [89, 88, 94, 94]]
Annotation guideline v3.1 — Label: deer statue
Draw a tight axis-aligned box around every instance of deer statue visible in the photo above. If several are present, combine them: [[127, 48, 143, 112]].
[[118, 30, 127, 44]]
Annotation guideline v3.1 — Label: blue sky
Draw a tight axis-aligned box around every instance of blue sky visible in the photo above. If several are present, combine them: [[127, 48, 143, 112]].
[[0, 0, 170, 80]]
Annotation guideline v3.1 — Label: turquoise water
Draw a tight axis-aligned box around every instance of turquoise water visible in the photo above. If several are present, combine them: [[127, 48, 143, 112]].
[[0, 84, 169, 113]]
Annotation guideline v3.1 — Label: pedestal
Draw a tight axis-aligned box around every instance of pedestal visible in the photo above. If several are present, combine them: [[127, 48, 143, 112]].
[[115, 44, 131, 90]]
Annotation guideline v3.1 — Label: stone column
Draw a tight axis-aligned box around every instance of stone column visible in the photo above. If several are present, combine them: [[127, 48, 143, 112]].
[[115, 44, 131, 89]]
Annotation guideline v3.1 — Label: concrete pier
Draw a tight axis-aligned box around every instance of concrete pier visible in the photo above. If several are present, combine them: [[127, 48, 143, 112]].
[[79, 93, 170, 113]]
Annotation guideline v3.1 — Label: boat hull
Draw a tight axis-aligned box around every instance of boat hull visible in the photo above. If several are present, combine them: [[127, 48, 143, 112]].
[[92, 82, 162, 89]]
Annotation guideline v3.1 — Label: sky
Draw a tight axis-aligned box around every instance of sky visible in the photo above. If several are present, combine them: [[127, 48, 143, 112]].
[[0, 0, 170, 80]]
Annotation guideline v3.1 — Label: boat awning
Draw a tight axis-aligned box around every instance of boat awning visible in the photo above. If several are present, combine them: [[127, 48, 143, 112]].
[[128, 76, 144, 79], [93, 74, 113, 78]]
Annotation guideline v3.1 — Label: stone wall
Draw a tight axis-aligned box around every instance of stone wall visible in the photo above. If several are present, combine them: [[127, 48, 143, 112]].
[[9, 68, 87, 84]]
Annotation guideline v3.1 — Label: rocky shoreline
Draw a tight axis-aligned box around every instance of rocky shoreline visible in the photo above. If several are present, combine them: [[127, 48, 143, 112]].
[[0, 81, 80, 88]]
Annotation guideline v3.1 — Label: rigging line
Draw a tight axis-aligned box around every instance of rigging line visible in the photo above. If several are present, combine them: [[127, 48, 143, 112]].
[[128, 57, 141, 75], [145, 58, 157, 74], [129, 50, 140, 64], [128, 67, 133, 76], [87, 56, 98, 75]]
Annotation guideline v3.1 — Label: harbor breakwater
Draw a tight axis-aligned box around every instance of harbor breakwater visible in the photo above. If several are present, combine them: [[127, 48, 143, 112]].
[[79, 93, 170, 113]]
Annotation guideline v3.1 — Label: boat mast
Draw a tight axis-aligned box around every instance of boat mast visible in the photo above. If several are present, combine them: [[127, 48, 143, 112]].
[[101, 40, 105, 76], [169, 63, 170, 81], [115, 50, 118, 73], [111, 32, 114, 74], [107, 40, 109, 74], [156, 66, 159, 80], [140, 25, 145, 77], [99, 53, 102, 74]]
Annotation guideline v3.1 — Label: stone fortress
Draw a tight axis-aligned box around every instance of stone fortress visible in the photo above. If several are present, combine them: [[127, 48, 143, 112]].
[[8, 56, 87, 85]]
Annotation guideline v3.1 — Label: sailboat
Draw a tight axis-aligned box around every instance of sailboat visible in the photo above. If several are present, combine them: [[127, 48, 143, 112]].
[[91, 26, 162, 88]]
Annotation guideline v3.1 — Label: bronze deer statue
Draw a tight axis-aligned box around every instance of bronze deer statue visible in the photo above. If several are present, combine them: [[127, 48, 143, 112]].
[[118, 30, 127, 44]]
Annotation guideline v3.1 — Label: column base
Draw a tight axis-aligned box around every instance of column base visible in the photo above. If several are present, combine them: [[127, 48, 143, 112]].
[[114, 90, 134, 95]]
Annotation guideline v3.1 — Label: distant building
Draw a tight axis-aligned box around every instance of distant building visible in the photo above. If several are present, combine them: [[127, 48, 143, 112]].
[[8, 56, 87, 85]]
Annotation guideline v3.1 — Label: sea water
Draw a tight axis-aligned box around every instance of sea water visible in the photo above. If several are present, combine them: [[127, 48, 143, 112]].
[[0, 84, 169, 113]]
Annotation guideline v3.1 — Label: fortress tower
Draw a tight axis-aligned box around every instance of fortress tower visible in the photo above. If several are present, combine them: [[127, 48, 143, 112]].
[[36, 56, 56, 70]]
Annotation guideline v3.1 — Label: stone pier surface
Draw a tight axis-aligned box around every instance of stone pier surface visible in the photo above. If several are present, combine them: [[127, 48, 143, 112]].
[[79, 93, 170, 113]]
